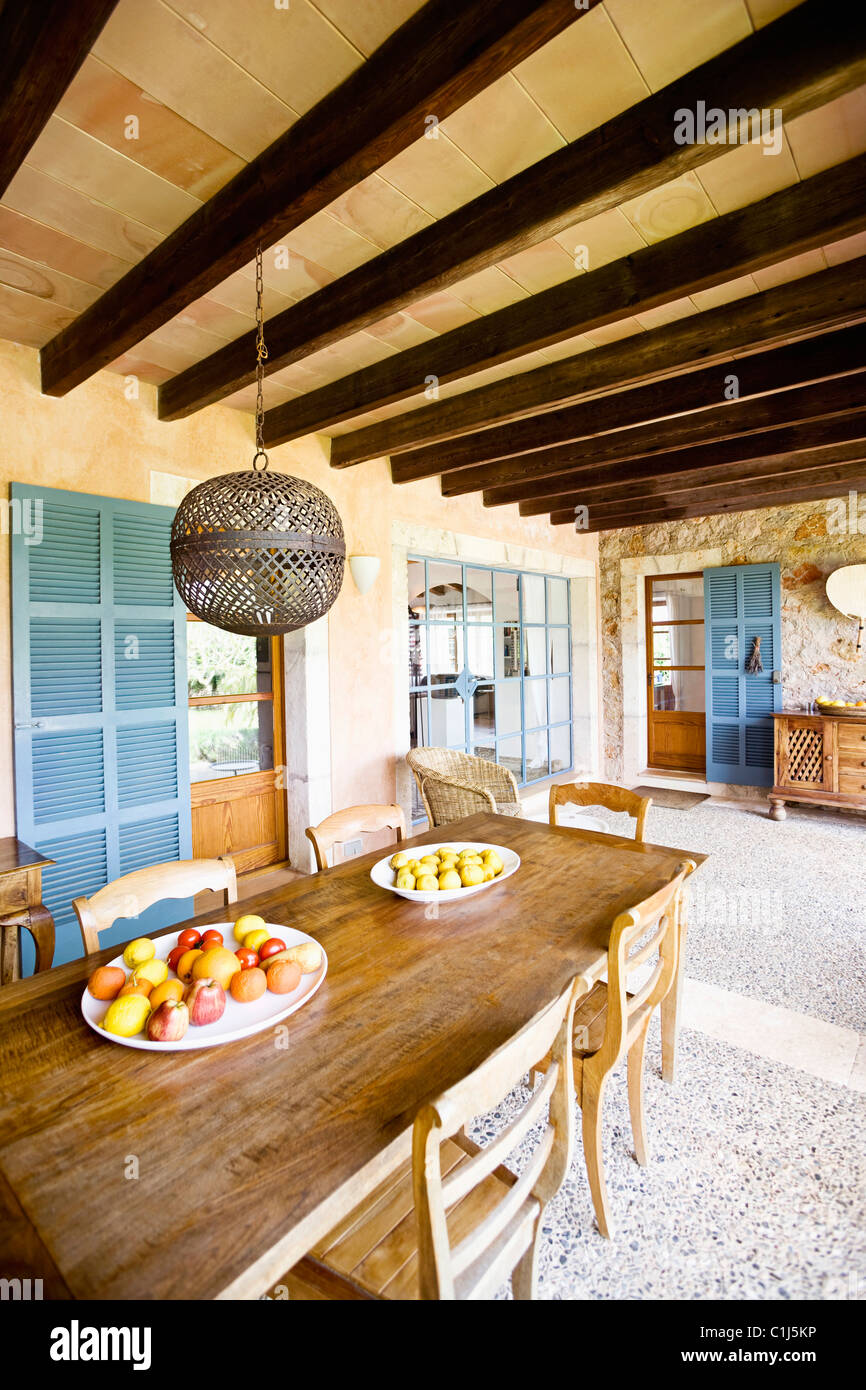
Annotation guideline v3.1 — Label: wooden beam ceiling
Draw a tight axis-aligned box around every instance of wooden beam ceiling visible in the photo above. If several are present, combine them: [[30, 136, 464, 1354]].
[[329, 259, 866, 466], [389, 323, 866, 482], [157, 0, 866, 422], [263, 155, 866, 445], [0, 0, 119, 199], [444, 372, 866, 499], [549, 464, 866, 530], [38, 0, 584, 397], [514, 416, 866, 516]]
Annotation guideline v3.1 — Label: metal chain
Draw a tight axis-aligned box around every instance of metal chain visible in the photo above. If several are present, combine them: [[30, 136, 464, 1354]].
[[253, 244, 269, 472]]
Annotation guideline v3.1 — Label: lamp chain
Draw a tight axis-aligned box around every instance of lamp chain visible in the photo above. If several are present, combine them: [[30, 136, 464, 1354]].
[[253, 244, 269, 472]]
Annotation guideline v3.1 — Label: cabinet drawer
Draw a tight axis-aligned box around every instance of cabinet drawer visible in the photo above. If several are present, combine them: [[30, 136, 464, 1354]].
[[838, 748, 866, 775], [837, 722, 866, 751], [838, 770, 866, 797]]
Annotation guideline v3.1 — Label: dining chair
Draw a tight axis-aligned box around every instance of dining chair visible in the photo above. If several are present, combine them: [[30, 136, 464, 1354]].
[[276, 974, 584, 1300], [73, 856, 237, 956], [305, 803, 406, 871], [549, 780, 652, 842], [407, 747, 522, 826], [536, 859, 695, 1239]]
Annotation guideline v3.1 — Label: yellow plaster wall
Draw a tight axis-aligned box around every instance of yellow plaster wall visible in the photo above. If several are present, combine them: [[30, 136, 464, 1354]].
[[0, 340, 598, 837]]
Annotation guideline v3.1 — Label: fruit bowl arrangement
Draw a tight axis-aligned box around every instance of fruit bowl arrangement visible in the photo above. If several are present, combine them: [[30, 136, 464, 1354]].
[[370, 842, 520, 904], [815, 697, 866, 717], [81, 914, 327, 1051]]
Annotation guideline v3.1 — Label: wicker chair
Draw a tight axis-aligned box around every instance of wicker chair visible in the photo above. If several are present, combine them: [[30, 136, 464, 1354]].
[[407, 747, 523, 827]]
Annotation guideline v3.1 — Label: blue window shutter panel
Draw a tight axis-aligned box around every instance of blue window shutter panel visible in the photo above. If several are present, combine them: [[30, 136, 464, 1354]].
[[703, 562, 782, 787], [11, 483, 193, 971]]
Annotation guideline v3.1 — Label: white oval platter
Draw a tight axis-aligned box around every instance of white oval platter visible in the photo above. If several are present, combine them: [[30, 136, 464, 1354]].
[[370, 841, 520, 904]]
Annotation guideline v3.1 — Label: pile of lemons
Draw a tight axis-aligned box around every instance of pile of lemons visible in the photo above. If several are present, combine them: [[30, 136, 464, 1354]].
[[390, 845, 504, 892]]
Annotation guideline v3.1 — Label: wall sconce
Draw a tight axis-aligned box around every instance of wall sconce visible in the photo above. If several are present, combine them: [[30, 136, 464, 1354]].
[[348, 554, 380, 595], [827, 564, 866, 654]]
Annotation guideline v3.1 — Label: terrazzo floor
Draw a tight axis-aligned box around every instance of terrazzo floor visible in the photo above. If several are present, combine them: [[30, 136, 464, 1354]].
[[483, 798, 866, 1299]]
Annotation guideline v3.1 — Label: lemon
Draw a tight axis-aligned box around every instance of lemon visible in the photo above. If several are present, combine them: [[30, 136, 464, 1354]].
[[482, 850, 503, 874], [416, 874, 439, 891], [407, 860, 422, 874], [390, 852, 409, 870], [395, 870, 416, 890], [437, 847, 456, 857], [233, 913, 267, 944], [135, 957, 168, 987], [438, 869, 462, 891], [460, 864, 485, 887], [483, 868, 496, 882], [123, 937, 155, 968], [102, 994, 151, 1037], [243, 927, 270, 952]]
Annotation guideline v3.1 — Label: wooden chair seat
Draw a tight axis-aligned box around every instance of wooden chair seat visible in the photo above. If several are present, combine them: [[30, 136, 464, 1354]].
[[281, 1134, 521, 1301], [570, 981, 655, 1063]]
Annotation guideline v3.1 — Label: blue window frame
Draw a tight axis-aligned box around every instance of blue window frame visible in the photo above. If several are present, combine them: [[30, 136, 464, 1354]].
[[408, 557, 573, 818]]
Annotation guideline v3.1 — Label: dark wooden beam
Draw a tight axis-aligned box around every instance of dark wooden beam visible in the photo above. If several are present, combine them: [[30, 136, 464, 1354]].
[[263, 155, 866, 444], [0, 0, 119, 199], [549, 463, 866, 529], [159, 0, 866, 422], [446, 372, 866, 499], [329, 258, 866, 465], [515, 416, 866, 515], [39, 0, 583, 397], [391, 322, 866, 482]]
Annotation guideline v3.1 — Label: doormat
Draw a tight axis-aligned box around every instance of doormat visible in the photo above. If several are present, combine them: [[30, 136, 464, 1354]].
[[633, 786, 710, 809]]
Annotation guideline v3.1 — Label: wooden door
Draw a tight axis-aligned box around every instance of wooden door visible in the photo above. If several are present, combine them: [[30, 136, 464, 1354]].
[[187, 620, 287, 875], [646, 573, 706, 772]]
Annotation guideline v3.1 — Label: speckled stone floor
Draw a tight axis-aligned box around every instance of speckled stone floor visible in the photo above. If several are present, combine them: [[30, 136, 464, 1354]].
[[481, 797, 866, 1299]]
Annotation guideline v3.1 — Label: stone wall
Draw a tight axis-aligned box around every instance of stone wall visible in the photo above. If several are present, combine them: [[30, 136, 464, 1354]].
[[599, 497, 866, 783]]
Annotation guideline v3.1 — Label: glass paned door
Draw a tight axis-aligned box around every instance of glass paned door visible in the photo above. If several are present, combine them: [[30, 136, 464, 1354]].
[[645, 573, 706, 773], [408, 558, 573, 818]]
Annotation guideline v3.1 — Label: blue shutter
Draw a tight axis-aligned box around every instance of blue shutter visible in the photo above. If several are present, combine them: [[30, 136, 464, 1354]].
[[11, 483, 192, 971], [703, 562, 782, 786]]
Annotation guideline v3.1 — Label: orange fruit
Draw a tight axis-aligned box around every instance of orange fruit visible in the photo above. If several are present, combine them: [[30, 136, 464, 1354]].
[[87, 965, 126, 1001], [177, 948, 203, 984], [266, 960, 302, 995], [230, 966, 267, 1003], [118, 974, 153, 999], [192, 946, 242, 990], [149, 978, 184, 1011]]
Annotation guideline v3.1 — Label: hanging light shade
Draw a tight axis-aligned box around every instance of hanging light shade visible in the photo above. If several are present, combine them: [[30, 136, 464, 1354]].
[[170, 247, 345, 636]]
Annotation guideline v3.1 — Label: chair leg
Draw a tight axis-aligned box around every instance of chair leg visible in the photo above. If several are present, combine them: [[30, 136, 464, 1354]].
[[627, 1016, 652, 1166], [580, 1074, 614, 1239], [511, 1229, 540, 1301]]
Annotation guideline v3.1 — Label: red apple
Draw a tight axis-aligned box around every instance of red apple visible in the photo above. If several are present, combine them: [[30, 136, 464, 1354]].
[[146, 999, 190, 1042], [184, 977, 226, 1026]]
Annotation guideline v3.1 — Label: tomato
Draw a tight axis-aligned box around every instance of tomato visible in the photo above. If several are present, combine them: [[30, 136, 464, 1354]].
[[167, 944, 187, 973], [258, 937, 286, 962], [177, 928, 201, 950], [235, 947, 259, 970], [201, 929, 224, 947]]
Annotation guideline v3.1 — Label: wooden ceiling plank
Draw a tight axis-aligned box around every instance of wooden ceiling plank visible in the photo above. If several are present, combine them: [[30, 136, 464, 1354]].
[[461, 372, 866, 500], [264, 153, 866, 446], [513, 416, 866, 514], [329, 258, 866, 464], [548, 463, 866, 529], [164, 0, 866, 422], [0, 0, 119, 199], [390, 321, 866, 480], [39, 0, 588, 398]]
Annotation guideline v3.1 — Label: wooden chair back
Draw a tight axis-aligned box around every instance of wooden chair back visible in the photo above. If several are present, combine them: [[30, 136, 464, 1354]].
[[549, 781, 652, 842], [412, 974, 583, 1300], [306, 803, 406, 871], [588, 861, 695, 1072], [74, 856, 237, 956]]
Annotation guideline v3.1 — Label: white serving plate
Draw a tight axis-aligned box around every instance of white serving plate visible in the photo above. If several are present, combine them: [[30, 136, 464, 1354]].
[[81, 923, 327, 1052], [370, 842, 520, 904]]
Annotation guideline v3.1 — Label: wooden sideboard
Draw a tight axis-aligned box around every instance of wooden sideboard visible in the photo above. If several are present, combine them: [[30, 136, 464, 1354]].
[[769, 711, 866, 820], [0, 838, 55, 984]]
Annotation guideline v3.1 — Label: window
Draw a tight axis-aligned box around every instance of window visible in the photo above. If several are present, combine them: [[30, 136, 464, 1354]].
[[187, 619, 276, 781], [408, 558, 573, 818]]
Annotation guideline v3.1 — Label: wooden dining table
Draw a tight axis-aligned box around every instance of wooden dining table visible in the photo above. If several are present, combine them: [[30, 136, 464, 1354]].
[[0, 812, 705, 1300]]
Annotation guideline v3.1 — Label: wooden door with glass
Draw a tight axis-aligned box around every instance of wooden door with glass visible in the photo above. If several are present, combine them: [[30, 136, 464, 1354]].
[[187, 619, 287, 874], [645, 573, 706, 773]]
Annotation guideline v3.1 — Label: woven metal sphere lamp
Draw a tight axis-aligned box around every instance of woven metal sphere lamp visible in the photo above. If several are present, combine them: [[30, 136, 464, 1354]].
[[171, 250, 345, 636]]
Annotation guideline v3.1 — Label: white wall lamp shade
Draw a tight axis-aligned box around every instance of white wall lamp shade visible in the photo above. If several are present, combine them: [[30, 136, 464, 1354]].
[[348, 554, 380, 595]]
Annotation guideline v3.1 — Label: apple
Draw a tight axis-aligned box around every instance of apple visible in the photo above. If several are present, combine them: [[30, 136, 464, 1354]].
[[146, 999, 190, 1042], [184, 977, 226, 1026]]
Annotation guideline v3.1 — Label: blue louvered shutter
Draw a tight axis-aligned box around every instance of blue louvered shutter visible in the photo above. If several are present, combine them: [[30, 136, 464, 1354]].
[[703, 563, 782, 786], [11, 483, 192, 971]]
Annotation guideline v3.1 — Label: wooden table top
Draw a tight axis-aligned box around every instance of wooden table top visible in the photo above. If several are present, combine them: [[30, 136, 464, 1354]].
[[0, 837, 54, 879], [0, 813, 705, 1301]]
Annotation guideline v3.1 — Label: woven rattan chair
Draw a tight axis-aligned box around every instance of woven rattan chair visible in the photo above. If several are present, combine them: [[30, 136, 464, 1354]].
[[406, 748, 522, 827]]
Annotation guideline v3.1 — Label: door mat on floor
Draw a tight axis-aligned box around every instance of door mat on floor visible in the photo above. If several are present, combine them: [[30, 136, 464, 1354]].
[[633, 786, 710, 809]]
